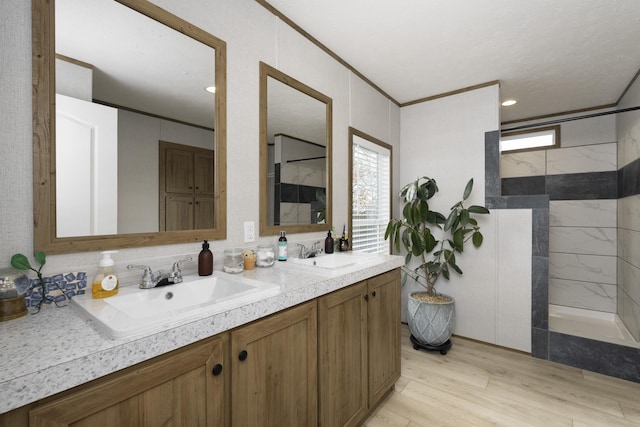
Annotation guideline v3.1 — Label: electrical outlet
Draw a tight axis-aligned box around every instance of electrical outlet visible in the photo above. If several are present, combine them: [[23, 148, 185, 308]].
[[244, 221, 255, 243]]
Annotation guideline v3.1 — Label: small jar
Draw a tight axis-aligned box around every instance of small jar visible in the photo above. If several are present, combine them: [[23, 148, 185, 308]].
[[223, 248, 244, 274], [256, 244, 275, 267]]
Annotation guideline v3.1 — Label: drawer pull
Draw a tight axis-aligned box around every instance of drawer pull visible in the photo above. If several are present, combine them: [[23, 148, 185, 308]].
[[212, 364, 223, 376], [239, 350, 248, 361]]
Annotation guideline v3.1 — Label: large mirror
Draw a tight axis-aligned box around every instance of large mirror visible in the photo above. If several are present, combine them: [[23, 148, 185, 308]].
[[32, 0, 227, 253], [259, 62, 332, 236]]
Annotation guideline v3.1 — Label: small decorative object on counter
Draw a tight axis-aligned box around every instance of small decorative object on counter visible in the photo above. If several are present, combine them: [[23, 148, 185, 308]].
[[198, 240, 213, 276], [243, 249, 256, 270], [324, 230, 335, 254], [278, 231, 288, 261], [338, 225, 349, 252], [0, 267, 29, 321], [92, 251, 119, 299], [10, 252, 75, 313], [223, 248, 244, 273], [256, 244, 275, 267]]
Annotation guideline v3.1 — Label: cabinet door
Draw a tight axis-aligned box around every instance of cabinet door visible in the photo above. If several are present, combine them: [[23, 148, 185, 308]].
[[29, 335, 228, 427], [194, 150, 214, 195], [367, 269, 401, 407], [165, 146, 195, 193], [195, 196, 215, 230], [231, 301, 317, 427], [318, 282, 368, 427], [165, 195, 195, 231]]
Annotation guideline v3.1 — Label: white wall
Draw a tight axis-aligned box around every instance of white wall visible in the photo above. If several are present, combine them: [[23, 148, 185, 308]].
[[0, 0, 400, 283], [399, 85, 532, 351]]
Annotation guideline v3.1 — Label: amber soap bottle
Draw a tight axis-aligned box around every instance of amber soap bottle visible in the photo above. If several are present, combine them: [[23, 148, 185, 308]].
[[198, 240, 213, 276]]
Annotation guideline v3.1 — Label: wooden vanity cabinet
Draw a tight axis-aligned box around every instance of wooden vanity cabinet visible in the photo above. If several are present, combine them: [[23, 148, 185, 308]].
[[318, 269, 401, 427], [230, 300, 318, 426], [1, 269, 400, 427], [28, 334, 229, 427]]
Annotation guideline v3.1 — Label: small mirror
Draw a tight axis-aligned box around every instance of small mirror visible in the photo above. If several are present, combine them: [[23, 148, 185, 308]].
[[259, 62, 332, 236], [33, 0, 227, 253]]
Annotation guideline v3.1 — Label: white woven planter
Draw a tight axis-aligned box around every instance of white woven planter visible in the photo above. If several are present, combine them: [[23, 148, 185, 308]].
[[407, 292, 455, 346]]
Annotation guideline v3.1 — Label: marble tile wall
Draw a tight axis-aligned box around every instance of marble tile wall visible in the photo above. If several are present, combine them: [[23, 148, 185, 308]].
[[618, 194, 640, 339], [546, 143, 617, 175], [501, 139, 619, 314]]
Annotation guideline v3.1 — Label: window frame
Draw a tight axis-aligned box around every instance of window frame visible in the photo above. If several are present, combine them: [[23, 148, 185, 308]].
[[348, 127, 393, 254], [500, 125, 561, 154]]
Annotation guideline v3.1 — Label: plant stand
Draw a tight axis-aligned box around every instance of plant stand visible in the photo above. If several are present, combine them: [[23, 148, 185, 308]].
[[410, 334, 452, 355]]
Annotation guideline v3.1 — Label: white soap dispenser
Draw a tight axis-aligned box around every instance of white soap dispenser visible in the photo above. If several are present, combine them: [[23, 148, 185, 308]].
[[92, 251, 119, 299]]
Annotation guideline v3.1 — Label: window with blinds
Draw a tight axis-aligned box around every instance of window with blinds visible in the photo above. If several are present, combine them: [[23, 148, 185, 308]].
[[352, 134, 391, 254]]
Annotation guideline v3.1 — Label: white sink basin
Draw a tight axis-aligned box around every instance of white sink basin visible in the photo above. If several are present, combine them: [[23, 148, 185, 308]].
[[71, 272, 279, 338], [289, 253, 381, 271]]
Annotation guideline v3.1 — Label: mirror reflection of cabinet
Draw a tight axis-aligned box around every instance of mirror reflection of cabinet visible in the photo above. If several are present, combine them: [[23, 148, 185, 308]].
[[160, 141, 214, 231]]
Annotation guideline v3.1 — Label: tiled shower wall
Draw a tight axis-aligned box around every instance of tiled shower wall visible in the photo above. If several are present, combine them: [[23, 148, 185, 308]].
[[501, 113, 618, 314], [617, 77, 640, 341]]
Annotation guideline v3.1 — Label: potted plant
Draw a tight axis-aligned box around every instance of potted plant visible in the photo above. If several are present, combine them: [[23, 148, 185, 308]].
[[385, 176, 489, 353]]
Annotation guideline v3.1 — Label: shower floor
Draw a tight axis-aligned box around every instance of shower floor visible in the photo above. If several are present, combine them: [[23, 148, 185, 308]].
[[549, 304, 640, 349]]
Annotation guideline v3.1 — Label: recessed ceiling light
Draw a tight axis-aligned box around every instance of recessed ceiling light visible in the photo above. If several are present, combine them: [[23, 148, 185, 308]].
[[205, 86, 216, 94], [501, 99, 517, 107]]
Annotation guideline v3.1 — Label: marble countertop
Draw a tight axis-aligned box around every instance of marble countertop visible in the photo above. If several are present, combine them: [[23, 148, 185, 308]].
[[0, 253, 403, 414]]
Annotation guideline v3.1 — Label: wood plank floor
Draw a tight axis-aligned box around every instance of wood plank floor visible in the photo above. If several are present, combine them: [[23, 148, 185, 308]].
[[364, 325, 640, 426]]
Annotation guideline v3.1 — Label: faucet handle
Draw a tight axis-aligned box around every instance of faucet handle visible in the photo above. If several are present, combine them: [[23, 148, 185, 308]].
[[296, 243, 307, 258], [127, 265, 155, 289], [172, 257, 192, 272], [170, 257, 192, 284]]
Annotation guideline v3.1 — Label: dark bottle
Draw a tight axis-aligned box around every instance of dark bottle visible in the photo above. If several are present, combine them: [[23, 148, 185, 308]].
[[278, 231, 288, 261], [339, 226, 349, 252], [198, 240, 213, 276], [324, 231, 334, 254]]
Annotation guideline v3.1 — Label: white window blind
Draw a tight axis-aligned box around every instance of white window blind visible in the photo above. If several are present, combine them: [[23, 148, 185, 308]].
[[352, 135, 391, 254]]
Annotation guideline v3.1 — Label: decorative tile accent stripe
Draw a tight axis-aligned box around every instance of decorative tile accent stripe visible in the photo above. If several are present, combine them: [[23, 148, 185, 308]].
[[502, 171, 618, 200], [619, 156, 640, 198], [24, 272, 87, 308]]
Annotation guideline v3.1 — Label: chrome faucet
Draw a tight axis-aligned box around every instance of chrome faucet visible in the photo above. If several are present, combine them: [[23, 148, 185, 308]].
[[297, 241, 323, 259], [127, 257, 192, 289]]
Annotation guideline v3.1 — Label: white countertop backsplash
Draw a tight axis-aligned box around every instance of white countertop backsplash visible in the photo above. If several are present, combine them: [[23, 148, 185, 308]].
[[0, 253, 403, 414]]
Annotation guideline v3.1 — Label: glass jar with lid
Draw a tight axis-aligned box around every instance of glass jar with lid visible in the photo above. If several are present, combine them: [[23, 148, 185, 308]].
[[223, 248, 244, 273], [256, 244, 275, 267]]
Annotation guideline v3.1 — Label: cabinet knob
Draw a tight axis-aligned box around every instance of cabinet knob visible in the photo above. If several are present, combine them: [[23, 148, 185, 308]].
[[364, 294, 369, 301], [372, 291, 377, 297], [238, 350, 248, 361], [211, 364, 223, 376]]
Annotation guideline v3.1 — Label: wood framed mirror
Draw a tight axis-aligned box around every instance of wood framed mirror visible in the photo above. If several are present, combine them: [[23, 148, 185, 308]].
[[32, 0, 227, 254], [259, 62, 332, 236]]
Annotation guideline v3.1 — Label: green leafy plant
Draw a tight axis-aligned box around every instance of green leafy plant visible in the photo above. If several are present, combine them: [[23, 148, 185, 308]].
[[385, 176, 489, 297], [11, 251, 68, 312]]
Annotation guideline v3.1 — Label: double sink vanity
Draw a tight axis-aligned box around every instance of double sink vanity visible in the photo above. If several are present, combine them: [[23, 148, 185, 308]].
[[0, 252, 403, 426]]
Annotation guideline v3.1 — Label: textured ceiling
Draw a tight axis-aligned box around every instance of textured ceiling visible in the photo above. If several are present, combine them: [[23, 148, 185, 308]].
[[264, 0, 640, 123]]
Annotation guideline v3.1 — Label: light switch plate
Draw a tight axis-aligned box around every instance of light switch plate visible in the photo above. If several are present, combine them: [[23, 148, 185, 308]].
[[244, 221, 255, 243]]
